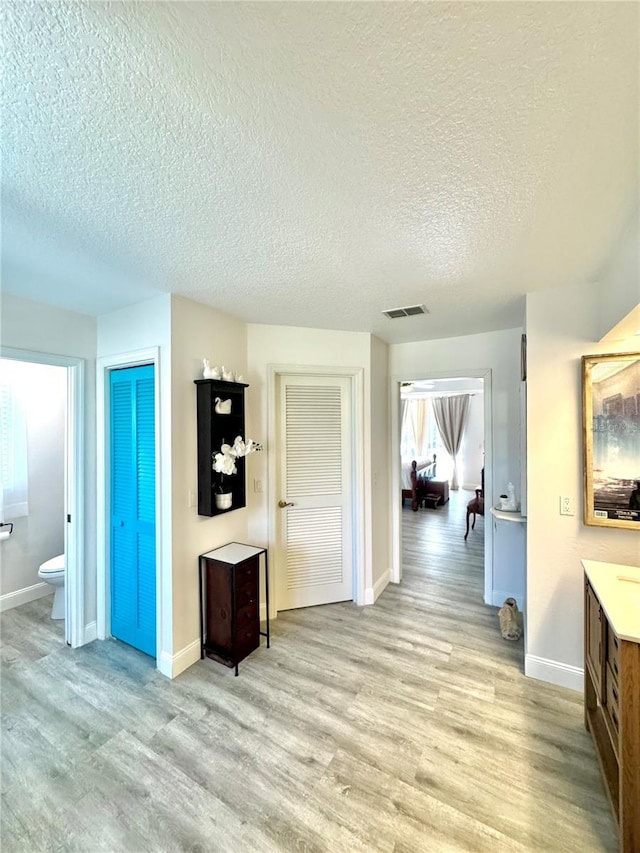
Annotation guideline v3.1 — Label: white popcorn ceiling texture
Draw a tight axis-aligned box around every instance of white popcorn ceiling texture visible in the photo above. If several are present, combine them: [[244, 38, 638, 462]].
[[2, 2, 638, 343]]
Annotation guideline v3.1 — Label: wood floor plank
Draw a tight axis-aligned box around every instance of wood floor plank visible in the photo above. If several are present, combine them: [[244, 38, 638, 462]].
[[0, 489, 617, 851]]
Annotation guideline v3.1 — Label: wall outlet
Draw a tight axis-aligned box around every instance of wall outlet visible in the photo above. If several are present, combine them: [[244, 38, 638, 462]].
[[188, 491, 196, 508], [560, 495, 575, 516], [254, 478, 263, 493]]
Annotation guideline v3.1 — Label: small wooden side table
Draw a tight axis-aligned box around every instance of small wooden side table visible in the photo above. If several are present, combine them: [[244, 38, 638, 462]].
[[199, 542, 270, 676]]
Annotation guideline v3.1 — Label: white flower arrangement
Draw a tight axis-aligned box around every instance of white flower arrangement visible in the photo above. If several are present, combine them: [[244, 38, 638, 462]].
[[212, 436, 262, 483]]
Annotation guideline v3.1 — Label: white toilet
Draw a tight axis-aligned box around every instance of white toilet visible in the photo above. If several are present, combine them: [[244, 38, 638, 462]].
[[38, 554, 65, 620]]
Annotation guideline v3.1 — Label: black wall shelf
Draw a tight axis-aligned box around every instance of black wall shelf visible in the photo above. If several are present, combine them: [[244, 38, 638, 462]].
[[194, 379, 249, 516]]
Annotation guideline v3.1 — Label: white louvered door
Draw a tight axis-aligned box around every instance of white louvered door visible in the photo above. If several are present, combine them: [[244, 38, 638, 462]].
[[276, 375, 353, 610]]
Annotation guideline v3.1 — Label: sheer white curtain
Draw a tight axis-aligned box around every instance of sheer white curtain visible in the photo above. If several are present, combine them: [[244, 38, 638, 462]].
[[400, 399, 415, 459], [410, 399, 429, 459], [401, 398, 431, 459], [432, 394, 470, 490]]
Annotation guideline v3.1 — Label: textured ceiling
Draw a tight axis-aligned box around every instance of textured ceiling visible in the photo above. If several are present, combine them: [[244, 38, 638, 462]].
[[2, 2, 638, 343]]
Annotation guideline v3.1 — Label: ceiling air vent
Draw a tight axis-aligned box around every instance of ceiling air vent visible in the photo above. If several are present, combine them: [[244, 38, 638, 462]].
[[382, 304, 428, 320]]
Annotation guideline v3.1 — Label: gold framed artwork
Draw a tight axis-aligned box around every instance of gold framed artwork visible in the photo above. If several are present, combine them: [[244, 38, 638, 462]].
[[582, 351, 640, 529]]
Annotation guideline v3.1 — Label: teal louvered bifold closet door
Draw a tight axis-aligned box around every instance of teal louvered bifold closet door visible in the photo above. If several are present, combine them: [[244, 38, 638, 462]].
[[110, 364, 156, 657]]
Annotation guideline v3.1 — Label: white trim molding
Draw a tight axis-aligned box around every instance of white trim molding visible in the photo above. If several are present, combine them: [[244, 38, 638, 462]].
[[96, 348, 167, 673], [491, 590, 525, 609], [365, 569, 391, 605], [0, 582, 51, 613], [525, 654, 584, 693], [83, 621, 97, 644], [159, 638, 201, 679], [266, 364, 366, 616]]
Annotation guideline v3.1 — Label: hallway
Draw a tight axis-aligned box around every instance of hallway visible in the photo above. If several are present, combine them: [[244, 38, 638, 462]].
[[1, 505, 615, 851]]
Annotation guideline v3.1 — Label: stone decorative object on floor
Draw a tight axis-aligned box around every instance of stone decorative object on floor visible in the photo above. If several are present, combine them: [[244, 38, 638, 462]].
[[498, 597, 522, 640]]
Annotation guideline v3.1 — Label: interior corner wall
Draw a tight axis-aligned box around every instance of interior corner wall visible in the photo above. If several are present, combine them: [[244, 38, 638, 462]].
[[170, 296, 249, 670], [525, 281, 639, 690], [370, 335, 391, 596], [596, 209, 639, 340], [246, 324, 375, 607], [0, 294, 97, 628]]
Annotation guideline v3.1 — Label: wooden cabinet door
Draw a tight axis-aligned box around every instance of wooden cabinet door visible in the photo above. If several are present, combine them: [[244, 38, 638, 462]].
[[585, 581, 604, 696]]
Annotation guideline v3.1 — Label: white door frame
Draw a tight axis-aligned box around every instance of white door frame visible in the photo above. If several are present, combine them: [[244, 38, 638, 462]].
[[267, 365, 365, 617], [96, 348, 164, 665], [0, 346, 85, 647], [390, 368, 493, 605]]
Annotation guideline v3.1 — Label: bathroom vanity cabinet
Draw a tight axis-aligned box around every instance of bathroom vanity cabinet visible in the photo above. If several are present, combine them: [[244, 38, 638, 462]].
[[582, 560, 640, 852], [194, 379, 249, 516]]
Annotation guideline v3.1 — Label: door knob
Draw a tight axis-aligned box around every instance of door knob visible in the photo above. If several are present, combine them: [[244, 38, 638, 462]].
[[278, 500, 294, 508]]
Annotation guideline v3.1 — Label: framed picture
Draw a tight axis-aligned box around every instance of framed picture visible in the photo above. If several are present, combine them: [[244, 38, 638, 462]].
[[582, 351, 640, 529]]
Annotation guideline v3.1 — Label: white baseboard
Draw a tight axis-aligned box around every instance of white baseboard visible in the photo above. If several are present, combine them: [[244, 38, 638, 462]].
[[158, 638, 202, 679], [491, 590, 525, 610], [0, 582, 52, 613], [365, 569, 391, 605], [83, 621, 97, 644], [525, 654, 583, 693]]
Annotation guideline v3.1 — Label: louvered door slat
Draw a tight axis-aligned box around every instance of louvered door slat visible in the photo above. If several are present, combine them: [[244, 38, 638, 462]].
[[285, 385, 342, 497]]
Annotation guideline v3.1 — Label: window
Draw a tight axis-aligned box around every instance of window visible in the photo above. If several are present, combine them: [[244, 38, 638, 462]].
[[0, 374, 29, 519]]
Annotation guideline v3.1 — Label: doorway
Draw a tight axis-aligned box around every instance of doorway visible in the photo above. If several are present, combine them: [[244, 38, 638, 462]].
[[0, 347, 84, 647], [96, 348, 162, 664], [268, 366, 365, 615], [391, 369, 493, 604], [109, 364, 156, 657]]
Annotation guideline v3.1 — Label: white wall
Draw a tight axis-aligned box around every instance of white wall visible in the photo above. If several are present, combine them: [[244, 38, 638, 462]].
[[170, 295, 249, 671], [0, 360, 66, 601], [247, 324, 375, 607], [390, 328, 523, 603], [525, 281, 639, 690], [0, 294, 97, 627]]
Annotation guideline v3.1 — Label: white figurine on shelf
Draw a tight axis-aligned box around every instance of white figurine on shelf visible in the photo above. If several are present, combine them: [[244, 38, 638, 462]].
[[235, 374, 244, 384], [202, 360, 222, 380], [222, 366, 235, 382]]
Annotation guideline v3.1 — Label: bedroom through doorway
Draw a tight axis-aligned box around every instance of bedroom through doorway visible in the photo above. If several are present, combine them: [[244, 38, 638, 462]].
[[399, 377, 486, 607]]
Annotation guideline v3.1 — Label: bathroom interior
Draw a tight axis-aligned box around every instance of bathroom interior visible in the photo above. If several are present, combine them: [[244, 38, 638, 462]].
[[0, 357, 68, 632]]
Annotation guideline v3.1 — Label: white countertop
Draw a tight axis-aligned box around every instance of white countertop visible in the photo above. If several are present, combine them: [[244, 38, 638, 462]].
[[201, 542, 266, 564], [490, 506, 527, 523], [582, 560, 640, 643]]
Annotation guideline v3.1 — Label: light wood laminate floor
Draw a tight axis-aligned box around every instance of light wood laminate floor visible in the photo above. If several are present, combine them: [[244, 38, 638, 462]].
[[1, 492, 616, 851]]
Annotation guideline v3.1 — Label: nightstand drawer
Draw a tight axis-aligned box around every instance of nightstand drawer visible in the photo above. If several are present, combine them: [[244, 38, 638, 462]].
[[236, 581, 258, 609], [235, 624, 259, 662], [234, 559, 258, 590], [236, 600, 258, 632]]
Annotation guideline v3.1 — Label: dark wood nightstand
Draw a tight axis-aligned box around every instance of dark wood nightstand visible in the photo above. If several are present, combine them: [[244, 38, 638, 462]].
[[199, 543, 270, 676]]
